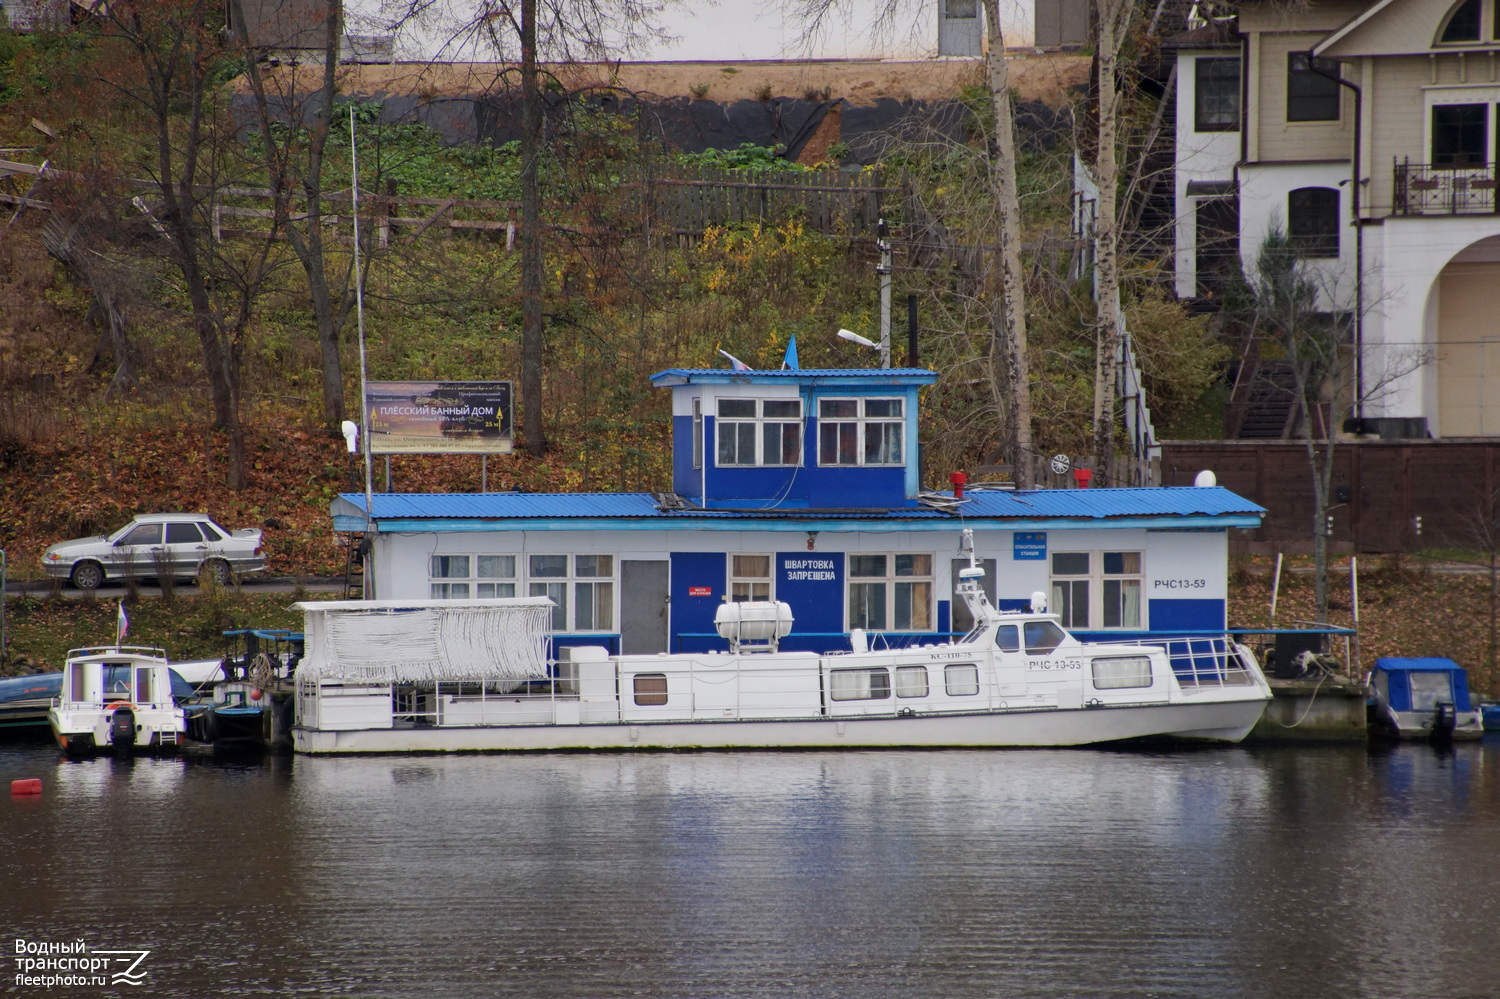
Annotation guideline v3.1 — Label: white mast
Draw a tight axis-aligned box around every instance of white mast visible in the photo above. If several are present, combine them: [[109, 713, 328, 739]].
[[350, 108, 375, 596]]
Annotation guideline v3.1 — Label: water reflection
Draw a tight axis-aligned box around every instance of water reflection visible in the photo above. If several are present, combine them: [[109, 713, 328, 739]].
[[2, 742, 1498, 998]]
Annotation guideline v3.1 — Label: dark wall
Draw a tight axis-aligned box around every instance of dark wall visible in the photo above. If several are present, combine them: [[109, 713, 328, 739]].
[[1162, 440, 1500, 553]]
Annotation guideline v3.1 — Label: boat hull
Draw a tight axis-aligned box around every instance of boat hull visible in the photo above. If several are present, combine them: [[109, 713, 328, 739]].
[[293, 696, 1268, 754]]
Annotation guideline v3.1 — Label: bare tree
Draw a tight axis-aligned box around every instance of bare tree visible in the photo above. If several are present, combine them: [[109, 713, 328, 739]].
[[784, 0, 1036, 485], [230, 0, 359, 432], [73, 0, 286, 489], [1087, 0, 1136, 483], [393, 0, 676, 457]]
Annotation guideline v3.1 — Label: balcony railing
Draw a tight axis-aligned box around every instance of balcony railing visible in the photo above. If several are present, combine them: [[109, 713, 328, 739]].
[[1394, 159, 1500, 215]]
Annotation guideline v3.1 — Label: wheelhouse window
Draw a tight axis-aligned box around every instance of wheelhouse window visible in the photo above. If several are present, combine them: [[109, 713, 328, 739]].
[[528, 554, 615, 632], [730, 554, 772, 601], [1288, 187, 1340, 258], [716, 398, 802, 467], [1433, 104, 1488, 166], [829, 667, 891, 701], [430, 554, 517, 599], [818, 397, 904, 466], [1050, 551, 1143, 630], [848, 553, 933, 631], [1194, 57, 1240, 132], [1441, 0, 1482, 42], [1287, 53, 1340, 122]]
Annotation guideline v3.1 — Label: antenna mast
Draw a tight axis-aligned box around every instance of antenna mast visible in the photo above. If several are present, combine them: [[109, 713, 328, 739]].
[[350, 108, 375, 594]]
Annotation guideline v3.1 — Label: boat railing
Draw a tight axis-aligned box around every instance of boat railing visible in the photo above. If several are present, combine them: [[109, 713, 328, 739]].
[[1094, 634, 1262, 688], [674, 631, 967, 654]]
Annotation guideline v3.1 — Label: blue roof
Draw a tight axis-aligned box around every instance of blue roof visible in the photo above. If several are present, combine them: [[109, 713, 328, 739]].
[[957, 486, 1264, 519], [1374, 657, 1465, 673], [651, 368, 938, 387], [334, 486, 1263, 533]]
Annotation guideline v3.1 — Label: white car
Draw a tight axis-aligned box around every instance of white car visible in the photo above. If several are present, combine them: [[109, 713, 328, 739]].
[[42, 513, 266, 590]]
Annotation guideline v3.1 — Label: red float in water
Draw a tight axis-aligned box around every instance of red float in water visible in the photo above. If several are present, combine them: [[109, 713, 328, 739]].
[[11, 778, 42, 796]]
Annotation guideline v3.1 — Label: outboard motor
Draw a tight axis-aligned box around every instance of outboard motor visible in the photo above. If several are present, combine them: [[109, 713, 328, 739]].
[[110, 707, 138, 751], [1431, 701, 1457, 742]]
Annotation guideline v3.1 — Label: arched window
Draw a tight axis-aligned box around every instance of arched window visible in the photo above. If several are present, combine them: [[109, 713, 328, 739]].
[[1440, 0, 1483, 43], [1288, 188, 1340, 258]]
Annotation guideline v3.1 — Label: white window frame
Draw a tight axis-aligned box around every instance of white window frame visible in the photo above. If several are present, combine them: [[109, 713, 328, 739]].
[[1049, 550, 1144, 631], [715, 398, 803, 467], [847, 552, 934, 632], [429, 554, 518, 600], [729, 553, 773, 602], [692, 397, 703, 470], [817, 397, 905, 466], [528, 554, 616, 633]]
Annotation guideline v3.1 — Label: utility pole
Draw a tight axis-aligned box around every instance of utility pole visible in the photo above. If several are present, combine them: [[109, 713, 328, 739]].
[[876, 218, 892, 368]]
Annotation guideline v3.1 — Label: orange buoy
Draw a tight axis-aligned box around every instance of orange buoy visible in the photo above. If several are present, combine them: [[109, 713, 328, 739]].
[[251, 688, 264, 701], [11, 778, 42, 796]]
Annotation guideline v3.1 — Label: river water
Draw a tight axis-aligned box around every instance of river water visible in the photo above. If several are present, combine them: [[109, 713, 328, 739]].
[[3, 739, 1498, 998]]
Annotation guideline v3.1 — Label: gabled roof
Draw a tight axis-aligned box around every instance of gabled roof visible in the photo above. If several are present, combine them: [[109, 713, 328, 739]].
[[1314, 0, 1479, 59], [332, 486, 1264, 533]]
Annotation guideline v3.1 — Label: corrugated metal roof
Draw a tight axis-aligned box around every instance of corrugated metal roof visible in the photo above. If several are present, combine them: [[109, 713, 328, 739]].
[[957, 486, 1265, 519], [340, 486, 1262, 523], [651, 368, 938, 386]]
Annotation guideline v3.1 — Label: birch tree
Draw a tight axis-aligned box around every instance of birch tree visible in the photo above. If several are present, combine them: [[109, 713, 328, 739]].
[[1242, 229, 1426, 624], [1088, 0, 1137, 485]]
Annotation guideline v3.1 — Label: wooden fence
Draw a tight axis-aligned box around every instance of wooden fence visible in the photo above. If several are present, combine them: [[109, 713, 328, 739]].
[[2, 157, 896, 246]]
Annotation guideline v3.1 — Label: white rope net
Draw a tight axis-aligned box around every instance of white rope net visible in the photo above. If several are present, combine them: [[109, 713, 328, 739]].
[[297, 599, 553, 683]]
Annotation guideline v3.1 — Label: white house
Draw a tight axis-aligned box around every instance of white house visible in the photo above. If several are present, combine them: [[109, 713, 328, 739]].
[[1165, 0, 1500, 438]]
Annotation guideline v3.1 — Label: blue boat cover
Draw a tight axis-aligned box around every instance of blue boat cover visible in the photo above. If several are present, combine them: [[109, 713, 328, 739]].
[[1372, 658, 1473, 712]]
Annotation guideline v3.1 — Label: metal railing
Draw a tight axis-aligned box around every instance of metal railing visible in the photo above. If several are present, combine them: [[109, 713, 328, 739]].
[[1096, 634, 1263, 687], [1394, 159, 1500, 215]]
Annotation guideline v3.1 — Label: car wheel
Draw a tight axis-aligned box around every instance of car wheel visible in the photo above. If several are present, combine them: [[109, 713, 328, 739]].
[[202, 558, 234, 587], [70, 561, 105, 591]]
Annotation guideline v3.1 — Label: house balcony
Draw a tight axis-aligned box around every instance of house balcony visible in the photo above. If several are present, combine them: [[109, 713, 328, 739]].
[[1394, 159, 1500, 216]]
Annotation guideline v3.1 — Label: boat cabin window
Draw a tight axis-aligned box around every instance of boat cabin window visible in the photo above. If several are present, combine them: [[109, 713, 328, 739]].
[[944, 663, 980, 696], [994, 625, 1020, 652], [1092, 656, 1153, 690], [70, 666, 87, 701], [829, 667, 891, 701], [895, 665, 928, 698], [102, 664, 132, 694], [1024, 622, 1067, 655], [633, 674, 668, 706], [1409, 672, 1455, 711], [135, 668, 153, 703]]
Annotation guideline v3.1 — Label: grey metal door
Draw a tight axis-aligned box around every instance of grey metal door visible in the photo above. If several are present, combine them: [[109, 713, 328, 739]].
[[621, 560, 669, 654]]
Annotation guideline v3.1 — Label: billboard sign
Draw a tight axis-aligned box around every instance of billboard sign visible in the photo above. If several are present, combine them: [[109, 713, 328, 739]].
[[365, 381, 513, 454]]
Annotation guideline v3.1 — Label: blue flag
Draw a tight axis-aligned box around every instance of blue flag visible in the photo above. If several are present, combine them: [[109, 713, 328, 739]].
[[782, 336, 799, 370]]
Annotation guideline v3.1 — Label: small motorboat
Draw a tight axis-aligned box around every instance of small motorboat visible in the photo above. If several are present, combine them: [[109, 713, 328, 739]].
[[185, 681, 278, 749], [49, 647, 188, 754], [1367, 658, 1483, 742]]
